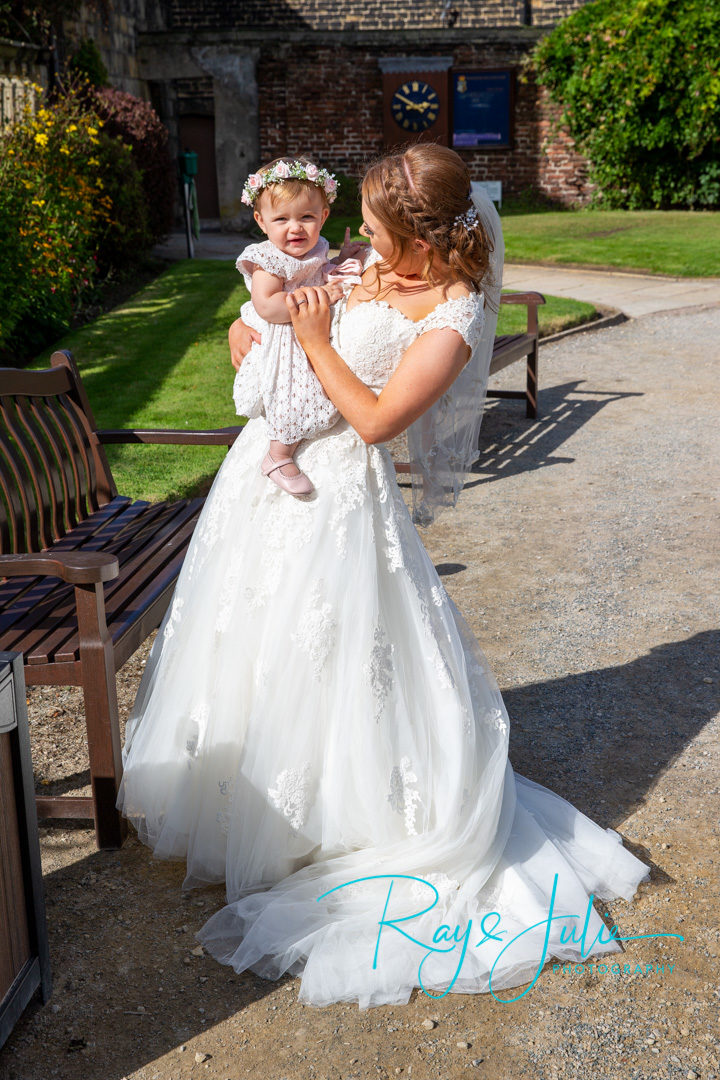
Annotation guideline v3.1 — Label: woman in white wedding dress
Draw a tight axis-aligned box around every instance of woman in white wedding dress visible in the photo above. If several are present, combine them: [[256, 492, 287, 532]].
[[117, 145, 650, 1009]]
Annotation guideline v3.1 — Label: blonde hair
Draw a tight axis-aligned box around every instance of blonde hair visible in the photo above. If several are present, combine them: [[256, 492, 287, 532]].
[[361, 144, 493, 292], [253, 155, 331, 213]]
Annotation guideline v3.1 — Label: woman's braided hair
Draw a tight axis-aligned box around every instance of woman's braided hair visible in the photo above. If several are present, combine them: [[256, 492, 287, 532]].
[[361, 143, 493, 294]]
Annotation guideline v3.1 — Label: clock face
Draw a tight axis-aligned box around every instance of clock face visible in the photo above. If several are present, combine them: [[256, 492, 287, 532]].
[[390, 80, 440, 133]]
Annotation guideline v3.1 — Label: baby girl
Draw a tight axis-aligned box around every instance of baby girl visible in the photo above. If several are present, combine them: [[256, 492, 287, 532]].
[[234, 157, 365, 495]]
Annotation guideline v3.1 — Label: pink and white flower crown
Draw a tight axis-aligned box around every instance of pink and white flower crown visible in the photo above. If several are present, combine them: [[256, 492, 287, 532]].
[[241, 160, 338, 207]]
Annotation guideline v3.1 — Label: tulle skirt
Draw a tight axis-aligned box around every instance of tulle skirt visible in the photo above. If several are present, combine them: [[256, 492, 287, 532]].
[[117, 415, 650, 1009]]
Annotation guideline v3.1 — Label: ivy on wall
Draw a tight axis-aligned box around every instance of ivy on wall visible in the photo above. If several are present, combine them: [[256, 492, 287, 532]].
[[533, 0, 720, 208]]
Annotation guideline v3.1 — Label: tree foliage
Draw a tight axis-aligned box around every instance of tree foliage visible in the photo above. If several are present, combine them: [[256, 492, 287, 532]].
[[533, 0, 720, 208], [0, 0, 80, 44]]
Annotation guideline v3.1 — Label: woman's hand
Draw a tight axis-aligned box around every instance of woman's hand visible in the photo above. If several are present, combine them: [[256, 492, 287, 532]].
[[285, 286, 333, 358], [228, 318, 262, 372]]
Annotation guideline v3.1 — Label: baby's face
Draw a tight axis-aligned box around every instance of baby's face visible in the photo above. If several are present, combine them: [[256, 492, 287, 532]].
[[254, 187, 330, 258]]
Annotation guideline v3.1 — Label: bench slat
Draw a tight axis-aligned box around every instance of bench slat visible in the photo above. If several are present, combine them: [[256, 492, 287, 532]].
[[14, 501, 202, 665], [0, 498, 134, 630], [53, 503, 201, 663]]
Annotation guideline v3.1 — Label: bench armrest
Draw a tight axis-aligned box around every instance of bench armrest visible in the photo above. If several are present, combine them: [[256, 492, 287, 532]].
[[500, 291, 546, 306], [97, 427, 242, 447], [0, 551, 119, 584], [500, 291, 546, 335]]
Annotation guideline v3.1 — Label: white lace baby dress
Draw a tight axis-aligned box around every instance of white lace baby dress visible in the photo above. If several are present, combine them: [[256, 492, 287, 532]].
[[232, 237, 341, 444]]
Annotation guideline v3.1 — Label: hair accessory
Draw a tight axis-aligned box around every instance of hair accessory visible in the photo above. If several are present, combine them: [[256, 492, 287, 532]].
[[241, 160, 338, 207], [454, 205, 480, 230]]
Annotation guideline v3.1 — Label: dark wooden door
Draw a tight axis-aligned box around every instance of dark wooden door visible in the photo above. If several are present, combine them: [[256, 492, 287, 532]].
[[178, 114, 220, 219]]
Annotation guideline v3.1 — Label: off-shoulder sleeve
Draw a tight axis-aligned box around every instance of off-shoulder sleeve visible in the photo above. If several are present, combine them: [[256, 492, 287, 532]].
[[419, 293, 485, 355], [235, 241, 295, 289]]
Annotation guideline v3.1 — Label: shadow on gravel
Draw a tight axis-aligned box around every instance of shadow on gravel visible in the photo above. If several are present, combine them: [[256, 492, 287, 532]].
[[503, 628, 719, 829], [3, 835, 285, 1080], [469, 381, 644, 486]]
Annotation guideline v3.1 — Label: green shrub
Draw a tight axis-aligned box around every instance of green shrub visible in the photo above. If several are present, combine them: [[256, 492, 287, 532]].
[[68, 38, 109, 87], [533, 0, 720, 209]]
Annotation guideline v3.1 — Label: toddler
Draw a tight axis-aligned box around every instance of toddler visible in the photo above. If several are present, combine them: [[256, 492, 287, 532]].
[[234, 157, 365, 495]]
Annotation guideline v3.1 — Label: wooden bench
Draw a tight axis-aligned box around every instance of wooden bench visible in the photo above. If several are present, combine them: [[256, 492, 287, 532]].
[[487, 290, 546, 420], [0, 350, 241, 849], [394, 290, 545, 477]]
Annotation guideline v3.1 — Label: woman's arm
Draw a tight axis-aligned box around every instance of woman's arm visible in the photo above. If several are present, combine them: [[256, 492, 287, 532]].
[[229, 318, 262, 372], [286, 287, 470, 446]]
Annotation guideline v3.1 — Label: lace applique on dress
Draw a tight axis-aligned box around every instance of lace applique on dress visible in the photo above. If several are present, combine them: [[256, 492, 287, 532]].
[[387, 757, 421, 836], [216, 560, 244, 633], [242, 495, 315, 609], [329, 455, 368, 554], [465, 657, 509, 736], [363, 626, 394, 722], [184, 700, 210, 759], [484, 706, 508, 735], [216, 777, 235, 835], [291, 579, 336, 679], [267, 762, 312, 831], [163, 596, 184, 640], [419, 293, 485, 355], [410, 871, 460, 901]]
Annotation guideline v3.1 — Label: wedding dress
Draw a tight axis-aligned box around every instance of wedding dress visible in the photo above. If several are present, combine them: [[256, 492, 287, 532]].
[[117, 282, 650, 1010]]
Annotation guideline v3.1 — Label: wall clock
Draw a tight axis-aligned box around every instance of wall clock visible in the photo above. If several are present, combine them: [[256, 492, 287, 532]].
[[380, 59, 451, 149], [390, 80, 440, 134]]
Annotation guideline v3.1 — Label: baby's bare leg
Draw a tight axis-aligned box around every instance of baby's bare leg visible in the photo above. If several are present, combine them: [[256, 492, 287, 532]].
[[268, 440, 301, 478]]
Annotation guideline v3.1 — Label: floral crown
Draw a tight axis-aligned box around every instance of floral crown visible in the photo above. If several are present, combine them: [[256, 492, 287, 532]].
[[241, 160, 338, 207]]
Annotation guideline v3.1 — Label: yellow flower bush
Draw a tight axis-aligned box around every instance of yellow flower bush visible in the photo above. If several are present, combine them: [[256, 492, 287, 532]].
[[0, 78, 151, 360]]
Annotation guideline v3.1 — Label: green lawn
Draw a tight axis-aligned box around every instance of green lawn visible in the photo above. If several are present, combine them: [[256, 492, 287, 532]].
[[35, 259, 594, 501], [34, 260, 244, 502], [324, 209, 720, 277]]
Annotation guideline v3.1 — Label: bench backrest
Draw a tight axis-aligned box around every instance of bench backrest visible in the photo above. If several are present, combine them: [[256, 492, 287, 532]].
[[0, 352, 116, 554]]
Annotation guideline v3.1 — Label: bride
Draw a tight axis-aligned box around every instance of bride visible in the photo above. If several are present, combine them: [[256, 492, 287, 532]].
[[117, 144, 650, 1009]]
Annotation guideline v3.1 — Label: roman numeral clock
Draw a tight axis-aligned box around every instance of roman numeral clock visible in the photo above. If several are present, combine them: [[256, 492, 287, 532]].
[[380, 58, 451, 149]]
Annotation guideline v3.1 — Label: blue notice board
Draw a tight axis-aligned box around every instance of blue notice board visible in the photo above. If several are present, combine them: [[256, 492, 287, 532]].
[[452, 70, 513, 149]]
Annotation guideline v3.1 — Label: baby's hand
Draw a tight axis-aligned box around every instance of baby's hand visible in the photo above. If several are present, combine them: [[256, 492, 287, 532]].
[[337, 225, 371, 263], [321, 281, 345, 304], [326, 257, 364, 281]]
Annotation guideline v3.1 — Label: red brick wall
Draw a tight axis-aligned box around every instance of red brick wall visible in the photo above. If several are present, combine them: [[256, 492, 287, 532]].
[[258, 41, 592, 205]]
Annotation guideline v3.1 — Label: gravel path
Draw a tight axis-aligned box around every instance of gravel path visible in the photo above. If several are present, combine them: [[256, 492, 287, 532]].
[[2, 305, 718, 1080]]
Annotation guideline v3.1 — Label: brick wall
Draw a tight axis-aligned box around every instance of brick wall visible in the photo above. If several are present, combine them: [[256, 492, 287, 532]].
[[166, 0, 530, 31], [258, 40, 592, 205], [167, 0, 591, 30], [530, 0, 589, 25], [61, 0, 164, 96]]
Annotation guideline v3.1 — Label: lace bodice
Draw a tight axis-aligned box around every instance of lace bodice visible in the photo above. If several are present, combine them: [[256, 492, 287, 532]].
[[236, 237, 331, 293], [330, 289, 485, 394]]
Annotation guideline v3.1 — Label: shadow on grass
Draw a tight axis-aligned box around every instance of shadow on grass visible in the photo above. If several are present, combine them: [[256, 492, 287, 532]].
[[34, 260, 241, 432]]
